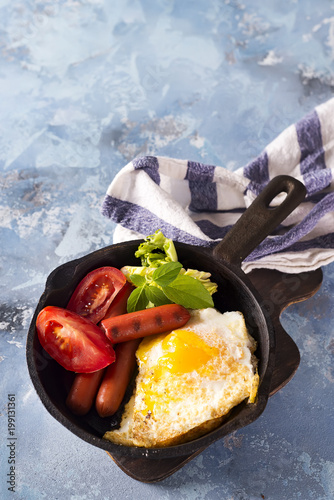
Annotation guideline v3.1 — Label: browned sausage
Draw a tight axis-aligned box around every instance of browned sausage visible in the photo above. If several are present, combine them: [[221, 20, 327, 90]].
[[100, 303, 190, 343], [95, 338, 141, 418], [66, 369, 105, 416], [65, 282, 134, 416]]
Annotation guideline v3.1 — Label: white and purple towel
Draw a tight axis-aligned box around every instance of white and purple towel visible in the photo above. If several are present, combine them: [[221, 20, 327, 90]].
[[101, 98, 334, 274]]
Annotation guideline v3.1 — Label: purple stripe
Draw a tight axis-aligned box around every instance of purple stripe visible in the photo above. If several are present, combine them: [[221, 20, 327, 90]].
[[302, 169, 332, 196], [186, 161, 217, 212], [133, 156, 160, 184], [243, 150, 269, 195], [101, 195, 214, 247], [102, 193, 334, 263], [296, 110, 327, 194], [195, 219, 233, 240], [246, 233, 334, 262], [307, 189, 333, 204], [195, 216, 286, 241], [244, 192, 334, 261], [275, 232, 334, 253]]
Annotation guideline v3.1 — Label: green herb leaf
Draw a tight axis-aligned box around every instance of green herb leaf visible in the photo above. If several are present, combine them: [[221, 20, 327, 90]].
[[129, 273, 147, 287], [135, 230, 178, 267], [145, 285, 172, 306], [127, 286, 149, 312], [163, 275, 214, 309], [152, 262, 182, 286]]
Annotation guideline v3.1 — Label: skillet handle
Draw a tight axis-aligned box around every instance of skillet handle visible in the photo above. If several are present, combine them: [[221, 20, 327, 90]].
[[212, 175, 306, 266]]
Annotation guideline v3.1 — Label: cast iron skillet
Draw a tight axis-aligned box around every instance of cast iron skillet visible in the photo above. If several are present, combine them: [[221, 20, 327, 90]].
[[26, 175, 306, 460]]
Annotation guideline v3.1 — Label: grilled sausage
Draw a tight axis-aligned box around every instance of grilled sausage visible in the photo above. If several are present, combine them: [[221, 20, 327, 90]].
[[66, 369, 105, 416], [65, 281, 134, 416], [95, 338, 141, 418], [100, 303, 190, 343]]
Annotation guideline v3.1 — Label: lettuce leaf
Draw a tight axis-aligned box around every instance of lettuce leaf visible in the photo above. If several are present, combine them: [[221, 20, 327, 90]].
[[180, 269, 218, 295], [122, 230, 218, 311], [134, 230, 178, 267]]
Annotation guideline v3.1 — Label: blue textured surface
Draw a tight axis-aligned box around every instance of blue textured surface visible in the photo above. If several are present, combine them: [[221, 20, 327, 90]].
[[1, 1, 334, 498]]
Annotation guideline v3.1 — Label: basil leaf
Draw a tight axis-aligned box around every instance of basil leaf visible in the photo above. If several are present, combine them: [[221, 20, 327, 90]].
[[129, 274, 146, 287], [127, 286, 149, 312], [152, 262, 182, 286], [145, 285, 172, 306], [163, 275, 214, 309]]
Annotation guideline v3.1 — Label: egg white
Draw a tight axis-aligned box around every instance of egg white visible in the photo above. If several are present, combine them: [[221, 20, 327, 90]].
[[103, 308, 259, 448]]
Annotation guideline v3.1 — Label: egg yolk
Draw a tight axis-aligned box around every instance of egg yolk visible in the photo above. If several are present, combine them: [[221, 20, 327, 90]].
[[137, 329, 219, 375], [136, 329, 220, 416]]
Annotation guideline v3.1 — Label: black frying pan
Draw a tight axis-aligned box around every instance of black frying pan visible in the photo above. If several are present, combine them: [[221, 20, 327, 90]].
[[26, 175, 306, 460]]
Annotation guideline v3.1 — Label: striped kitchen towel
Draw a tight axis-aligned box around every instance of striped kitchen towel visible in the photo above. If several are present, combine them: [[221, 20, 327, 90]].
[[101, 97, 334, 273]]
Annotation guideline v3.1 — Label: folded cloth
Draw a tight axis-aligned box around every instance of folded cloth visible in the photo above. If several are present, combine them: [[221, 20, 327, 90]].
[[101, 98, 334, 274]]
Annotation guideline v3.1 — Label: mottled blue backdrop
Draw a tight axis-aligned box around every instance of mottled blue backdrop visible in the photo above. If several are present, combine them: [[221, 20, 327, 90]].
[[1, 1, 334, 499]]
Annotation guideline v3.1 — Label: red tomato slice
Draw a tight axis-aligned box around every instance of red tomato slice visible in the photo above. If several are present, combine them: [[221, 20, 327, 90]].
[[36, 306, 116, 373], [66, 267, 126, 324]]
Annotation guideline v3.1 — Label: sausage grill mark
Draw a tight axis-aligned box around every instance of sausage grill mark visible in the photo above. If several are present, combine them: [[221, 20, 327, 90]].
[[155, 314, 163, 326], [133, 320, 141, 332], [101, 304, 190, 343], [111, 326, 119, 338], [173, 311, 182, 322]]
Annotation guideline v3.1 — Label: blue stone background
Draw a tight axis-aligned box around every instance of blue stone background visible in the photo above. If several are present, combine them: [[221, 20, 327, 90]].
[[1, 1, 334, 498]]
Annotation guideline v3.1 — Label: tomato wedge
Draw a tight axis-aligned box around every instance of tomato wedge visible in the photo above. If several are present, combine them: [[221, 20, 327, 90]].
[[36, 306, 116, 373], [66, 267, 126, 324]]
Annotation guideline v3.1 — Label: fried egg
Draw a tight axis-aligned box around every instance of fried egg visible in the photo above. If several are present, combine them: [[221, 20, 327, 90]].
[[103, 308, 259, 448]]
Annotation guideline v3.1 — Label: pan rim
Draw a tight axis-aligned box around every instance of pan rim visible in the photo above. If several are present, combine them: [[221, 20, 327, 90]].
[[26, 240, 275, 460]]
